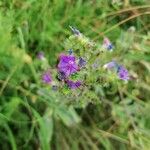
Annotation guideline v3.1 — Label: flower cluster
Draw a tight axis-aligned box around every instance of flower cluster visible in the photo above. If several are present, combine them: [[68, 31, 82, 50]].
[[36, 26, 130, 92], [57, 52, 86, 89], [37, 49, 86, 90], [104, 61, 130, 81]]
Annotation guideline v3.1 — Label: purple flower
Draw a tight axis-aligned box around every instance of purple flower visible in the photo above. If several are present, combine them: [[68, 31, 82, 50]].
[[107, 44, 113, 50], [103, 61, 117, 69], [102, 37, 113, 51], [37, 51, 45, 60], [66, 80, 81, 89], [69, 26, 81, 36], [42, 71, 52, 84], [117, 66, 130, 81], [58, 54, 79, 77], [78, 57, 86, 68]]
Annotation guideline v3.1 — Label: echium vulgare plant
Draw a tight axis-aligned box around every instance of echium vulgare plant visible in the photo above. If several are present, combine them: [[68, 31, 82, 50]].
[[35, 26, 130, 107]]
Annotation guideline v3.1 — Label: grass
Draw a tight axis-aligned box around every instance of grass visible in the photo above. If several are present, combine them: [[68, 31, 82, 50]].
[[0, 0, 150, 150]]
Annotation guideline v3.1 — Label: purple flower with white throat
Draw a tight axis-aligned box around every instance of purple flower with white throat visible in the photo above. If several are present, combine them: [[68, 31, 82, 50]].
[[102, 37, 113, 51], [58, 54, 78, 77], [42, 71, 52, 84], [117, 66, 130, 81], [37, 51, 45, 60], [66, 80, 81, 89]]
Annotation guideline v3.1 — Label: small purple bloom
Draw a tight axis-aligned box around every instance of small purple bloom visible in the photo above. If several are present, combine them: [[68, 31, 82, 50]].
[[107, 44, 113, 50], [66, 80, 81, 89], [69, 26, 81, 36], [117, 66, 130, 81], [58, 54, 79, 77], [42, 71, 52, 84], [102, 37, 113, 51], [78, 57, 86, 68], [37, 51, 45, 60], [103, 61, 117, 69]]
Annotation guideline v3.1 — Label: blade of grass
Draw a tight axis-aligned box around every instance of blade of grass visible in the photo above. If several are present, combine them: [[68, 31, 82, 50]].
[[4, 124, 17, 150], [0, 65, 17, 96]]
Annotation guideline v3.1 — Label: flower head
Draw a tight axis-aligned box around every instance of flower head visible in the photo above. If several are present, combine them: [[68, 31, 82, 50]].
[[102, 37, 113, 51], [42, 71, 52, 84], [117, 66, 130, 81], [58, 54, 78, 77], [66, 80, 81, 89], [37, 51, 45, 60]]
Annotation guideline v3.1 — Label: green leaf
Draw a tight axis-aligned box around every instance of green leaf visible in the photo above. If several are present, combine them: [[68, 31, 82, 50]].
[[4, 124, 17, 150], [3, 97, 21, 118], [56, 106, 80, 126], [33, 109, 53, 150]]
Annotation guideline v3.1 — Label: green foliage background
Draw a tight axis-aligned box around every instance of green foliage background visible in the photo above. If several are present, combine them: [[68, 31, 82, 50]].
[[0, 0, 150, 150]]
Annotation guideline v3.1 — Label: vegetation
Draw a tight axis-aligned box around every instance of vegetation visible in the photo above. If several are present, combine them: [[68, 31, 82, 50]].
[[0, 0, 150, 149]]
